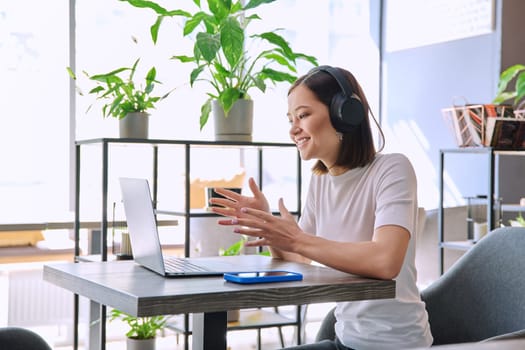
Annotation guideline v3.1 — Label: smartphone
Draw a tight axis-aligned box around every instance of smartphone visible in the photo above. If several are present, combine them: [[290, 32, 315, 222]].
[[223, 271, 303, 284]]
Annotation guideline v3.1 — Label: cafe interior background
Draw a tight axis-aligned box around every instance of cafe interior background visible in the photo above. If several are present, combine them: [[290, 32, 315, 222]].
[[1, 0, 524, 348]]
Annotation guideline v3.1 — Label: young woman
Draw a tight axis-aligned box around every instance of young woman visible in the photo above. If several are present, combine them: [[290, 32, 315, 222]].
[[210, 66, 433, 349]]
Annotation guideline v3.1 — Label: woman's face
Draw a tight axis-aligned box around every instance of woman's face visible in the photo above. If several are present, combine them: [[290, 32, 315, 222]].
[[287, 84, 341, 167]]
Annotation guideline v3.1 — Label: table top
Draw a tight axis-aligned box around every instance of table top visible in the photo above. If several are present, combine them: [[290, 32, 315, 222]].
[[43, 255, 395, 317]]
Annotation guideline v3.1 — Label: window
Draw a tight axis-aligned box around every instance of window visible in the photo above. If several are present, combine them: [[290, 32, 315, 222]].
[[0, 2, 70, 222], [0, 0, 379, 224]]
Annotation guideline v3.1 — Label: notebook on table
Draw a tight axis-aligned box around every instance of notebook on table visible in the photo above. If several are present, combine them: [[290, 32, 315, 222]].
[[118, 177, 253, 277]]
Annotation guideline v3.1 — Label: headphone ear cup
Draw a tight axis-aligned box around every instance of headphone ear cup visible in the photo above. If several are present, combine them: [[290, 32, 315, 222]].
[[330, 93, 366, 133]]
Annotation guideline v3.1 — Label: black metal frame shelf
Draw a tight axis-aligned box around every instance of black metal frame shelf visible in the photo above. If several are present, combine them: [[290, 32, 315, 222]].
[[438, 147, 525, 275], [73, 137, 303, 350]]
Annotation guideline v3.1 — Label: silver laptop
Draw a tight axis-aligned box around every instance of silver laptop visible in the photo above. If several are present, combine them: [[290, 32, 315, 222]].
[[118, 177, 252, 277]]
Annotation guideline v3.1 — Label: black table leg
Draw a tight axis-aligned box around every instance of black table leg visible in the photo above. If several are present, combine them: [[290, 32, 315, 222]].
[[192, 311, 227, 350]]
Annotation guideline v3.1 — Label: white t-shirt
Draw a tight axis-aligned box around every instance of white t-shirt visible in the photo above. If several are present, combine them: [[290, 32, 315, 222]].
[[299, 153, 433, 349]]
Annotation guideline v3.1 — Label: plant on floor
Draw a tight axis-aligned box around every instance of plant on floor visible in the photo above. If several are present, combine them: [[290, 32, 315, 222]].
[[109, 309, 167, 340], [120, 0, 318, 130], [493, 64, 525, 108], [67, 58, 171, 119]]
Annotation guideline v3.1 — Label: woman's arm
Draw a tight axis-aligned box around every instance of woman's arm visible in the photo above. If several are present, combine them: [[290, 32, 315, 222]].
[[230, 203, 410, 280]]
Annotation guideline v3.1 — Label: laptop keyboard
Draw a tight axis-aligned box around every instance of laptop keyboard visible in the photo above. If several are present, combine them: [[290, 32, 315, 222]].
[[164, 257, 211, 273]]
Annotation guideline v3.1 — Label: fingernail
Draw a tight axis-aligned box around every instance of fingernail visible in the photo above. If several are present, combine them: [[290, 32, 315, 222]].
[[231, 219, 238, 224], [240, 207, 247, 213], [234, 228, 240, 233]]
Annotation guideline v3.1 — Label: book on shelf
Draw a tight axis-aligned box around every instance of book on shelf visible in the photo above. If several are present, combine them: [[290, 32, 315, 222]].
[[442, 103, 514, 147], [485, 117, 525, 149]]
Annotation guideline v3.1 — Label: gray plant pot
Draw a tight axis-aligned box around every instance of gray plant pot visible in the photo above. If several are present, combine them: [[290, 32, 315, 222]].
[[126, 337, 155, 350], [212, 99, 253, 142], [119, 112, 149, 139]]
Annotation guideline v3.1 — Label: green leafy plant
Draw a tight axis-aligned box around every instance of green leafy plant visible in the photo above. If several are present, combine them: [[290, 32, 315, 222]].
[[120, 0, 318, 129], [493, 64, 525, 108], [515, 213, 525, 227], [109, 309, 167, 339], [219, 236, 246, 256], [67, 58, 171, 119], [220, 235, 270, 256]]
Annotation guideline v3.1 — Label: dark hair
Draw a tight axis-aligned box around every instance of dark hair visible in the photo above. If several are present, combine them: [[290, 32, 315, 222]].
[[288, 67, 382, 174]]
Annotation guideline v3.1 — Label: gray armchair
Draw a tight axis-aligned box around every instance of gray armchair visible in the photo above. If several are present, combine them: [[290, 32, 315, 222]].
[[421, 226, 525, 345], [315, 227, 525, 346]]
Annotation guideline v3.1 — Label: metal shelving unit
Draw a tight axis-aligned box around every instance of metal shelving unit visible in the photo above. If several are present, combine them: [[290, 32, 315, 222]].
[[438, 147, 525, 275], [72, 138, 303, 350]]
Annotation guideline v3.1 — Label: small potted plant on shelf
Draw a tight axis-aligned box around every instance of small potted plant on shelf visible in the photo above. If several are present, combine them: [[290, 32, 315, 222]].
[[67, 58, 172, 139], [109, 308, 167, 350], [120, 0, 318, 141]]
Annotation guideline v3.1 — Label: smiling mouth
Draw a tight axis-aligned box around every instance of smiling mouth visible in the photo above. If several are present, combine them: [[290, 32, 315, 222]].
[[295, 137, 310, 147]]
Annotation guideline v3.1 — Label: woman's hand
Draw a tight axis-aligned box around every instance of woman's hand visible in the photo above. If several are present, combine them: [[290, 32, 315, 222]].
[[227, 198, 305, 254], [210, 177, 270, 219]]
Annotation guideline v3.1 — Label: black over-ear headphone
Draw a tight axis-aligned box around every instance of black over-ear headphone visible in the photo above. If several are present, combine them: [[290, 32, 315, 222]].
[[310, 65, 366, 133]]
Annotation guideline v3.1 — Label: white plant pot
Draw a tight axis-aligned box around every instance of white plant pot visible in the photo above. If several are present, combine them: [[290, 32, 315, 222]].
[[126, 337, 155, 350], [119, 112, 149, 139], [212, 99, 253, 142], [189, 217, 247, 257]]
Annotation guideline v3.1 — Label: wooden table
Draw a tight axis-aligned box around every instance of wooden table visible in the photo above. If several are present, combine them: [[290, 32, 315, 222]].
[[43, 255, 395, 350]]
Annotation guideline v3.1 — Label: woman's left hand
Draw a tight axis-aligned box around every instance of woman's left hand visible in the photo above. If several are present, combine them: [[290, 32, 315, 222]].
[[223, 198, 304, 253]]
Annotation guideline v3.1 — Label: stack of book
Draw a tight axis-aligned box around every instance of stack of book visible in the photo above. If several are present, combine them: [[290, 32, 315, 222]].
[[442, 104, 525, 149]]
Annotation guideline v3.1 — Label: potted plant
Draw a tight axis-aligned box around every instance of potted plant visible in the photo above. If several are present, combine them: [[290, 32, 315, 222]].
[[67, 58, 171, 138], [493, 63, 525, 113], [121, 0, 318, 141], [109, 308, 167, 350]]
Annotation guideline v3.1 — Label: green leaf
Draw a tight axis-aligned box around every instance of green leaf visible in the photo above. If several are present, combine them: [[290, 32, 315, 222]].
[[150, 16, 163, 44], [221, 17, 244, 68], [496, 64, 525, 95], [260, 67, 296, 83], [145, 66, 157, 84], [251, 76, 266, 92], [184, 12, 207, 36], [208, 0, 231, 20], [119, 0, 169, 15], [88, 86, 105, 94], [220, 237, 245, 256], [262, 52, 295, 71], [493, 91, 515, 104], [515, 71, 525, 105], [243, 0, 276, 11], [90, 68, 129, 82], [66, 67, 76, 79], [129, 58, 140, 81], [516, 213, 525, 227], [200, 99, 212, 130], [219, 87, 241, 114], [190, 66, 205, 86], [196, 32, 221, 63], [294, 52, 319, 66], [257, 31, 293, 58], [171, 55, 196, 63]]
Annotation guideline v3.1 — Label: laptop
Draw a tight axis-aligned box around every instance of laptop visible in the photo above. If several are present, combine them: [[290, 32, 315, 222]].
[[118, 177, 257, 277]]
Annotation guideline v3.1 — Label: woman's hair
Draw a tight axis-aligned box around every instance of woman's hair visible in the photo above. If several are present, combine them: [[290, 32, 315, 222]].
[[288, 67, 384, 174]]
